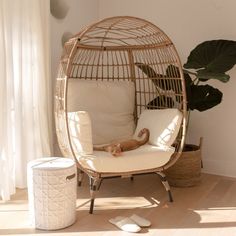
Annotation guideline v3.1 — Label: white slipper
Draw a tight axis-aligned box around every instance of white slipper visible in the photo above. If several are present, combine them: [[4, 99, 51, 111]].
[[130, 214, 151, 227], [109, 216, 141, 233]]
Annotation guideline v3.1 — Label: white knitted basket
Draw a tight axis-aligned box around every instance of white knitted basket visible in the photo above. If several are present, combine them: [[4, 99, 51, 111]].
[[27, 157, 77, 230]]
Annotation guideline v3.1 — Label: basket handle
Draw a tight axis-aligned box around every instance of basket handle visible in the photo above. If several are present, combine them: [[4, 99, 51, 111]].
[[199, 137, 203, 149], [199, 137, 203, 168], [66, 173, 76, 181]]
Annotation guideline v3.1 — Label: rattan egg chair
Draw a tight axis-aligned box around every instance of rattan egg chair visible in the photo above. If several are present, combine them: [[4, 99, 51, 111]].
[[55, 16, 187, 214]]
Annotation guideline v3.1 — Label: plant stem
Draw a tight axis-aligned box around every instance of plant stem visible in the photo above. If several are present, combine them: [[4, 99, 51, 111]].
[[192, 77, 198, 84], [185, 110, 191, 143], [183, 69, 197, 76], [181, 110, 191, 150]]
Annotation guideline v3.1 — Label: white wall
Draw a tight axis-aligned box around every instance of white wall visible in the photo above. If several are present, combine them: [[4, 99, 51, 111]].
[[51, 0, 99, 81], [51, 0, 99, 154], [99, 0, 236, 177]]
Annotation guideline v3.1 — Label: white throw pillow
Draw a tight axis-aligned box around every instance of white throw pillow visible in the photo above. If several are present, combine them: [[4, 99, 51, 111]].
[[68, 111, 93, 155], [67, 80, 135, 145], [134, 109, 183, 147]]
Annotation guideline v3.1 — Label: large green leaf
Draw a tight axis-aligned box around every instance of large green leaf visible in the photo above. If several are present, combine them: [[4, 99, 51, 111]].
[[184, 40, 236, 75], [188, 85, 222, 111], [136, 63, 190, 108], [196, 69, 230, 82], [166, 64, 181, 77], [135, 63, 167, 90], [135, 63, 164, 78], [147, 96, 175, 109], [135, 63, 183, 92], [166, 64, 192, 86]]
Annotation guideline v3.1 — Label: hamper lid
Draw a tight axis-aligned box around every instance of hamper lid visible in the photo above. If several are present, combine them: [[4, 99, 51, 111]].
[[28, 157, 75, 170]]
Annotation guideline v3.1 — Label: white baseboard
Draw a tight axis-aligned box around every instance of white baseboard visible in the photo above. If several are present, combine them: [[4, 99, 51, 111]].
[[202, 159, 236, 178]]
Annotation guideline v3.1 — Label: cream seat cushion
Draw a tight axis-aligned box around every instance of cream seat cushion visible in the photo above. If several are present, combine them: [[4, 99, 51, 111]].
[[76, 144, 174, 173]]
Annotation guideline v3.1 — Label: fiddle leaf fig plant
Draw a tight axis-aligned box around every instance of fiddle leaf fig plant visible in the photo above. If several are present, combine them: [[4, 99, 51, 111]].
[[183, 39, 236, 111], [136, 39, 236, 112]]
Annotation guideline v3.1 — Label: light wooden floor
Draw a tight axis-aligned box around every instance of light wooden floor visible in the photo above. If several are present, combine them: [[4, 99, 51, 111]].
[[1, 173, 236, 236]]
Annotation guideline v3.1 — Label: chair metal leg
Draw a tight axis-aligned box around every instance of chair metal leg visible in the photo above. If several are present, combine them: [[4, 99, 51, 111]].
[[97, 178, 103, 191], [77, 169, 84, 187], [156, 172, 173, 202], [89, 178, 101, 214]]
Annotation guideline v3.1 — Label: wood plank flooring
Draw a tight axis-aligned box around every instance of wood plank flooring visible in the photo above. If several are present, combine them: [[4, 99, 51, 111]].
[[1, 173, 236, 236]]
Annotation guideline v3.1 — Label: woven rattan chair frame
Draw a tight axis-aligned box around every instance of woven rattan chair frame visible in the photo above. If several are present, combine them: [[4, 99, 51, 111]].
[[55, 16, 187, 213]]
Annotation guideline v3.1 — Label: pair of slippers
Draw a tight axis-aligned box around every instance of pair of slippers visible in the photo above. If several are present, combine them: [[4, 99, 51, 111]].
[[109, 214, 151, 233]]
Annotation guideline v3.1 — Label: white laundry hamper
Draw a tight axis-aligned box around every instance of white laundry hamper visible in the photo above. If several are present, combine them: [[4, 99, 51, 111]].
[[27, 157, 77, 230]]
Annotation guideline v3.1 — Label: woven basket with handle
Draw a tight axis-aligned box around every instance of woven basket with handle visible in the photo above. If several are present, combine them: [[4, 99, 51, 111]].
[[165, 138, 203, 187]]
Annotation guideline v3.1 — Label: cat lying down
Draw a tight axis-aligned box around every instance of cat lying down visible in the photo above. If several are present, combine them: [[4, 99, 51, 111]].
[[93, 128, 150, 157]]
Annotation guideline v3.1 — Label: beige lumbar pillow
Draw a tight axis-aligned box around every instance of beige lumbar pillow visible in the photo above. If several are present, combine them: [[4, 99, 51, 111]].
[[67, 111, 93, 155], [134, 109, 183, 147]]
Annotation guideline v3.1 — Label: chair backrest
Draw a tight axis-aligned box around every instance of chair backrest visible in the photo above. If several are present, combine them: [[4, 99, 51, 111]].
[[54, 16, 187, 169]]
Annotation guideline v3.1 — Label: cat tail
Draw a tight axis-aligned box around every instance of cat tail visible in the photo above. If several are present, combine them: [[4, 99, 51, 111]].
[[93, 146, 106, 151], [137, 128, 150, 146]]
